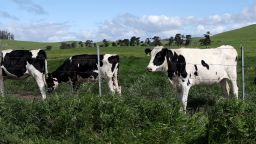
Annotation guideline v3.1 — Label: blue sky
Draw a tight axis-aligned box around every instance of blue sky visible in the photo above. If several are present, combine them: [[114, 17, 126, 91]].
[[0, 0, 255, 42]]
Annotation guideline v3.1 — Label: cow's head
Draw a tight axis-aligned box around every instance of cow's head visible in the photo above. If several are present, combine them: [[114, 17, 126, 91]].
[[145, 46, 169, 72], [46, 73, 59, 93]]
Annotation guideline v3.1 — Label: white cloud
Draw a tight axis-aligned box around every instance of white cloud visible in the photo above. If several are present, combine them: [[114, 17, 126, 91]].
[[2, 1, 256, 42], [90, 2, 256, 41], [0, 10, 19, 20], [1, 22, 86, 42], [11, 0, 47, 15]]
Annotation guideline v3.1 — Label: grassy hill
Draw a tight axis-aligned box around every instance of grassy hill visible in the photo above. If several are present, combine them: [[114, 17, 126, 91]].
[[0, 39, 62, 50], [213, 24, 256, 41], [211, 24, 256, 51]]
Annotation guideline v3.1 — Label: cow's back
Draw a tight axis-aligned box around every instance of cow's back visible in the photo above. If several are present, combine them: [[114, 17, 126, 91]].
[[176, 45, 237, 66], [174, 45, 237, 85]]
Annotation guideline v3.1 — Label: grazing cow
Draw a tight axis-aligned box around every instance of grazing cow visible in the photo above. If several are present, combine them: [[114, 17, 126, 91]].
[[145, 45, 238, 112], [46, 54, 121, 95], [0, 49, 48, 99]]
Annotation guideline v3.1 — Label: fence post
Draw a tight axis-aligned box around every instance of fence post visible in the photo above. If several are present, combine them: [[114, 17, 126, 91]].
[[0, 51, 4, 97], [97, 45, 102, 97], [254, 77, 256, 97], [241, 46, 245, 100]]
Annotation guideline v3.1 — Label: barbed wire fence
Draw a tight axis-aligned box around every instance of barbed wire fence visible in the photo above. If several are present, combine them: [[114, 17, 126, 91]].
[[0, 46, 255, 100]]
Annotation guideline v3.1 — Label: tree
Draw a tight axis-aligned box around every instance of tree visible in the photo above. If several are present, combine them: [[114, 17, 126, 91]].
[[71, 41, 77, 48], [174, 34, 182, 46], [78, 41, 84, 47], [102, 39, 109, 47], [0, 30, 14, 40], [184, 35, 192, 46], [112, 42, 117, 47], [45, 45, 52, 50], [168, 36, 174, 46], [130, 36, 140, 46], [85, 40, 93, 47], [60, 42, 68, 49], [199, 31, 211, 46], [130, 36, 137, 46], [152, 36, 162, 46], [145, 38, 151, 46]]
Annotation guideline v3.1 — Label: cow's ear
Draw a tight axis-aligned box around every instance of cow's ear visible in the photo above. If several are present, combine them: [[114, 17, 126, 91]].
[[144, 48, 151, 56], [162, 48, 169, 55]]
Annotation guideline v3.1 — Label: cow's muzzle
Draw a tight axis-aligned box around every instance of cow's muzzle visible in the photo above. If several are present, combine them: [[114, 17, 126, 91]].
[[47, 87, 54, 93], [146, 67, 153, 72]]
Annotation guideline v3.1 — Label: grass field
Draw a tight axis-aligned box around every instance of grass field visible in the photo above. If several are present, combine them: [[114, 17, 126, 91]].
[[0, 24, 256, 143]]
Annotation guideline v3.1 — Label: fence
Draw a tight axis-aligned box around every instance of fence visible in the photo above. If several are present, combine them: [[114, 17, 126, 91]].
[[0, 46, 255, 100]]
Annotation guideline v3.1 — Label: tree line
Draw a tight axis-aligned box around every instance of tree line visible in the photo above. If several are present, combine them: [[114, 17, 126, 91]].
[[0, 30, 14, 40], [47, 32, 211, 50]]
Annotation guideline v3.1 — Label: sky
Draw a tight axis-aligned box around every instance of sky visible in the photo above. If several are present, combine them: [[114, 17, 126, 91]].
[[0, 0, 256, 42]]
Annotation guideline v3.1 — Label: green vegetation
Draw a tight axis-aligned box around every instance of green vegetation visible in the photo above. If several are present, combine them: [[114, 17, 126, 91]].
[[1, 24, 256, 143]]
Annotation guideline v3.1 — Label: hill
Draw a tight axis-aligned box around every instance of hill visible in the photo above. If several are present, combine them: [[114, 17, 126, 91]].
[[212, 24, 256, 42], [0, 39, 61, 50]]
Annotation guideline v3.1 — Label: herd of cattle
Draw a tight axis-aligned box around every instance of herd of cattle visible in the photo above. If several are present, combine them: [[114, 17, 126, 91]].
[[0, 45, 238, 112]]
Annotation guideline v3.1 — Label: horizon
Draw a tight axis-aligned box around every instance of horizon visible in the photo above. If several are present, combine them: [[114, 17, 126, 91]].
[[0, 0, 256, 42]]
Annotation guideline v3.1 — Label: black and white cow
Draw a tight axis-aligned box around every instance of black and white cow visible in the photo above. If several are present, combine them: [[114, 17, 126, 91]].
[[0, 49, 48, 99], [46, 54, 121, 95], [145, 45, 238, 112]]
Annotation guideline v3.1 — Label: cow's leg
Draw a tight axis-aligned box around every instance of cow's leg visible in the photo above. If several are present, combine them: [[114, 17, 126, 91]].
[[107, 77, 115, 94], [71, 79, 80, 92], [220, 78, 230, 98], [176, 85, 190, 113], [34, 73, 47, 100], [228, 70, 238, 99], [230, 79, 238, 99], [112, 65, 121, 95], [0, 72, 3, 97]]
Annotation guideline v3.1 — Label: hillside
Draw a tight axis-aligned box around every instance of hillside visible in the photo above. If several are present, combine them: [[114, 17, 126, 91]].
[[213, 24, 256, 42], [0, 39, 61, 50]]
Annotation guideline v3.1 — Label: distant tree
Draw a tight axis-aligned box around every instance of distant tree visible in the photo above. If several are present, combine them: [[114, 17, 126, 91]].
[[0, 30, 14, 40], [45, 45, 52, 50], [102, 39, 109, 47], [135, 37, 140, 46], [112, 42, 117, 47], [168, 36, 174, 46], [60, 42, 74, 49], [71, 41, 77, 48], [145, 38, 151, 46], [85, 40, 93, 47], [174, 34, 183, 46], [78, 41, 84, 47], [184, 35, 192, 46], [60, 42, 67, 49], [129, 36, 140, 46], [199, 31, 211, 46], [152, 36, 162, 46]]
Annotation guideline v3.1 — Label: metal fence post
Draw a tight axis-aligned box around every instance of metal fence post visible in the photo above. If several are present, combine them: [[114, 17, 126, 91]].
[[0, 51, 4, 97], [241, 46, 245, 100], [97, 46, 102, 97]]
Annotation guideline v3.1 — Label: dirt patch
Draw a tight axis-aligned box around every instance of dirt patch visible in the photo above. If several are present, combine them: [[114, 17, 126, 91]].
[[7, 91, 42, 100]]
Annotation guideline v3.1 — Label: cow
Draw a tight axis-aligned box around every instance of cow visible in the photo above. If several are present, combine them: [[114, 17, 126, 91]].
[[46, 54, 121, 95], [145, 45, 238, 112], [0, 49, 48, 99]]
